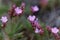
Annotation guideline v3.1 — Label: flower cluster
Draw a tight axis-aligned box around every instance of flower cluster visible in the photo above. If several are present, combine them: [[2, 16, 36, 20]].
[[46, 26, 60, 40], [46, 26, 59, 34], [0, 2, 26, 28], [8, 4, 16, 18], [28, 15, 44, 35], [28, 15, 60, 38], [8, 2, 25, 18]]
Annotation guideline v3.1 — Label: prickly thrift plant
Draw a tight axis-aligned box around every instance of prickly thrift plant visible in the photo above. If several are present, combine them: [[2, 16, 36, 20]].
[[0, 1, 60, 40], [0, 2, 26, 40]]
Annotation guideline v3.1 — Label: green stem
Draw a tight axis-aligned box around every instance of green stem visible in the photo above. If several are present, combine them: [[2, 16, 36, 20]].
[[1, 29, 10, 40]]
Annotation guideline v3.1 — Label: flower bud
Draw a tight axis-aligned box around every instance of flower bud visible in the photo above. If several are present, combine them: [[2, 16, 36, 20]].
[[20, 2, 25, 10]]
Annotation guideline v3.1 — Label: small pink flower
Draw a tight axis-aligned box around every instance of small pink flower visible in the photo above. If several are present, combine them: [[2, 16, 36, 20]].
[[0, 16, 8, 23], [35, 27, 40, 33], [31, 6, 39, 12], [15, 7, 23, 15], [21, 2, 25, 7], [28, 15, 36, 22], [33, 19, 42, 29], [35, 27, 44, 35], [20, 2, 25, 10], [51, 27, 59, 34], [12, 4, 16, 8], [34, 22, 40, 28]]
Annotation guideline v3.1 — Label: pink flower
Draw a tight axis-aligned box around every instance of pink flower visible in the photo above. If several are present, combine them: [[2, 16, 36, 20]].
[[21, 2, 25, 7], [0, 16, 8, 23], [15, 7, 23, 15], [12, 4, 16, 8], [28, 15, 36, 22], [35, 27, 44, 35], [51, 27, 59, 34], [31, 6, 39, 12], [35, 27, 40, 33], [33, 18, 42, 29], [20, 2, 25, 10]]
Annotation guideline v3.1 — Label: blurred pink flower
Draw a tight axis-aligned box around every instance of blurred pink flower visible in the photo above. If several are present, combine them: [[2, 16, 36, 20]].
[[12, 4, 16, 8], [33, 18, 42, 29], [0, 16, 8, 23], [35, 27, 40, 33], [21, 2, 25, 7], [15, 7, 23, 15], [35, 27, 44, 35], [20, 2, 25, 10], [51, 27, 59, 34], [31, 6, 39, 12], [28, 15, 36, 22]]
